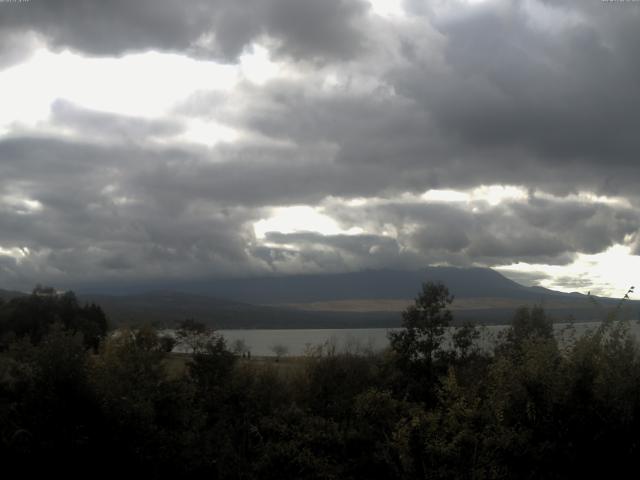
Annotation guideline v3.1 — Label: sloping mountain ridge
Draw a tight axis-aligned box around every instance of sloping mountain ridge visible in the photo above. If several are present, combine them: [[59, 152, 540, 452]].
[[185, 267, 587, 304], [0, 288, 28, 301], [79, 290, 397, 329], [2, 268, 635, 328]]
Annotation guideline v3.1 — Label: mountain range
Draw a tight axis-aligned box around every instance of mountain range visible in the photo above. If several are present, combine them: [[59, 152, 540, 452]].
[[1, 267, 635, 328]]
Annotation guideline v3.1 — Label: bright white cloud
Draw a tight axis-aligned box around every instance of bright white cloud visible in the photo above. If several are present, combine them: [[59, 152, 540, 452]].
[[498, 244, 640, 298], [254, 206, 363, 239], [176, 118, 241, 147], [369, 0, 405, 18], [0, 48, 238, 133], [239, 44, 286, 85], [422, 189, 471, 203], [2, 194, 43, 214], [0, 245, 29, 261], [470, 185, 528, 206]]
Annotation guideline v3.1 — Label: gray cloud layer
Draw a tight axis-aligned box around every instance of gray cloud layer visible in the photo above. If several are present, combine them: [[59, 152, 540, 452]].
[[1, 0, 640, 290], [0, 0, 369, 63]]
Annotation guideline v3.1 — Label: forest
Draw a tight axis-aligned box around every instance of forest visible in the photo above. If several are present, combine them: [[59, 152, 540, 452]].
[[1, 283, 639, 479]]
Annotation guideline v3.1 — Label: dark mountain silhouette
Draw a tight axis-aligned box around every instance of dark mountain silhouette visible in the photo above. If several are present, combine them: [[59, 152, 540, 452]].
[[80, 268, 636, 327], [2, 268, 635, 328], [79, 290, 396, 329], [186, 267, 585, 304], [0, 288, 27, 301]]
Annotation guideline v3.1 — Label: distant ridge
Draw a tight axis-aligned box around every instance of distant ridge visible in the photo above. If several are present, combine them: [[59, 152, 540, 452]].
[[0, 288, 27, 301], [78, 290, 397, 329], [188, 267, 585, 304], [3, 267, 635, 328]]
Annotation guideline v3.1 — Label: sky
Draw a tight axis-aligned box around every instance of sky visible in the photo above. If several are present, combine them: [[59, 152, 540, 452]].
[[1, 0, 640, 297]]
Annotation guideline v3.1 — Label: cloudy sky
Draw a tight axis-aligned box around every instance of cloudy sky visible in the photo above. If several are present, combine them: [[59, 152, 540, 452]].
[[1, 0, 639, 296]]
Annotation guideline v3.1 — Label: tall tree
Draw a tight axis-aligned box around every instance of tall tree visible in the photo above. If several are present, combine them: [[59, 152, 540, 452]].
[[388, 282, 453, 402]]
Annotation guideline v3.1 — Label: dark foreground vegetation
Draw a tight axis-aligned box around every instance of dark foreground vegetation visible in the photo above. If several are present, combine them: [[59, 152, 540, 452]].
[[1, 283, 640, 478]]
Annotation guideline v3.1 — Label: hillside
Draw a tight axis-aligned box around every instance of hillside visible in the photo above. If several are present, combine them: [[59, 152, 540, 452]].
[[78, 291, 397, 329], [178, 267, 593, 305], [0, 288, 28, 301], [3, 268, 635, 328], [78, 267, 637, 328]]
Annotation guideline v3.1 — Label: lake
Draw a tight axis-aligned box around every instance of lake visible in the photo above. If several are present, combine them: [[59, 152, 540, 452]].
[[215, 321, 640, 356]]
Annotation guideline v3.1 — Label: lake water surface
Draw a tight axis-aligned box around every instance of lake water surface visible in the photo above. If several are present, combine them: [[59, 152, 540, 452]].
[[216, 321, 640, 356]]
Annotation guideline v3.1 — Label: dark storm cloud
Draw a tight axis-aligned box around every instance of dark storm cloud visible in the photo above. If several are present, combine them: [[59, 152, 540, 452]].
[[251, 245, 297, 266], [264, 231, 400, 258], [215, 70, 632, 205], [10, 0, 633, 198], [0, 0, 369, 64], [262, 0, 369, 61], [0, 0, 212, 60], [410, 225, 470, 253], [6, 0, 640, 196], [197, 1, 640, 198], [5, 124, 633, 283], [388, 2, 640, 188], [0, 135, 266, 289], [323, 195, 640, 266], [0, 29, 39, 69], [509, 198, 639, 255], [260, 231, 419, 272], [3, 0, 640, 288], [256, 193, 636, 269]]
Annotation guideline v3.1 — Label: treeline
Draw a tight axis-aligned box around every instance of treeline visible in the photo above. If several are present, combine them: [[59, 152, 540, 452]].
[[0, 286, 107, 350], [1, 283, 640, 478]]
